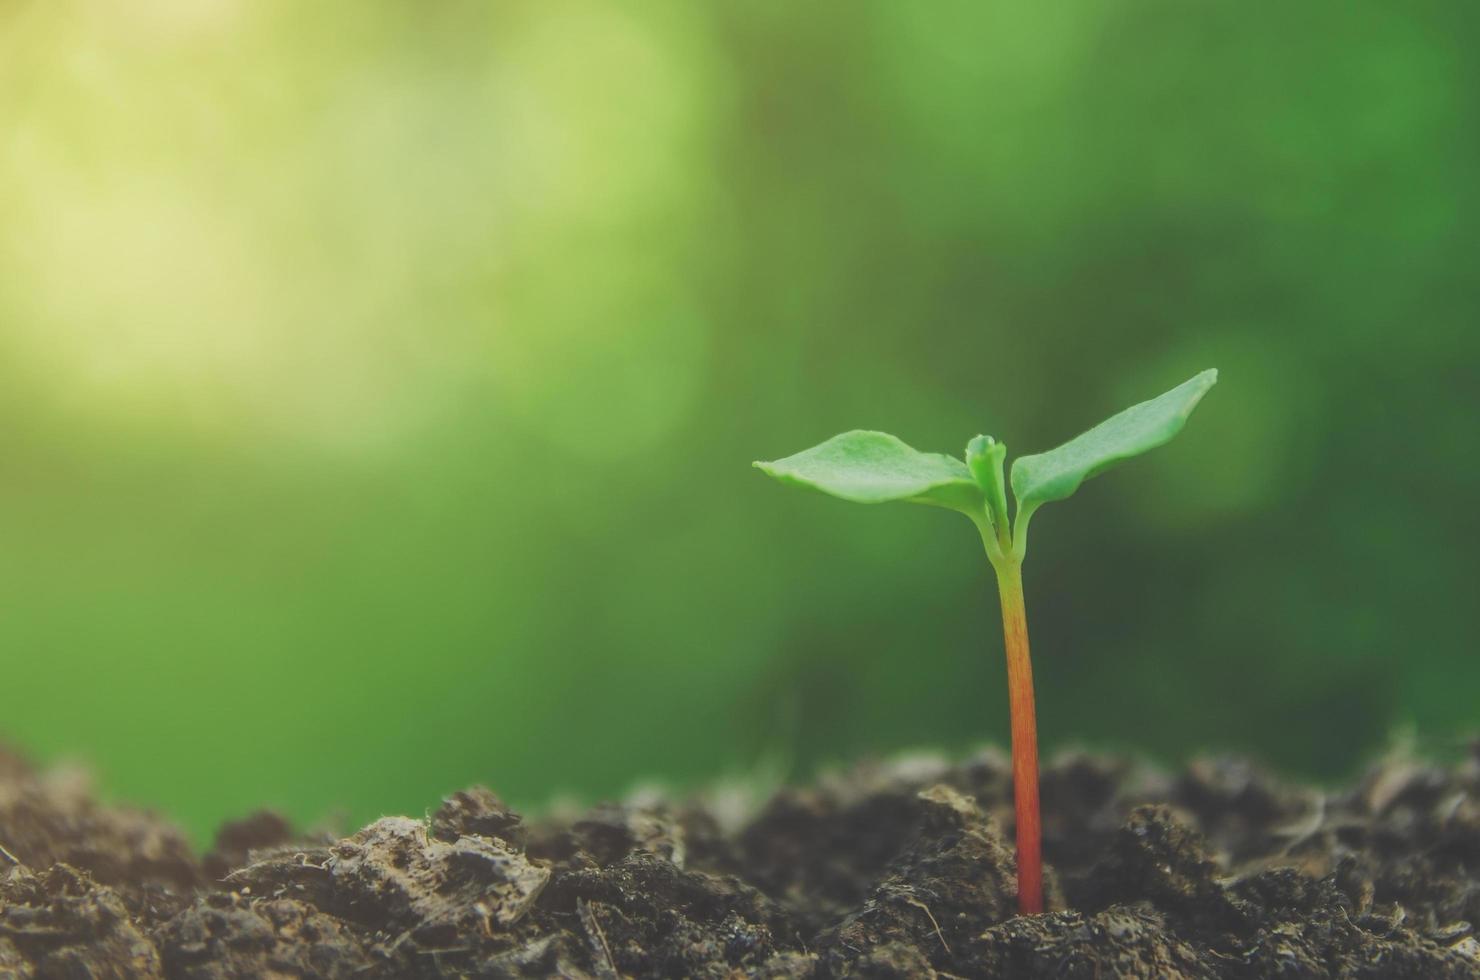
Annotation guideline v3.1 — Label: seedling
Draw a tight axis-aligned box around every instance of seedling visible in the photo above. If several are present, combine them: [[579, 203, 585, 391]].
[[754, 369, 1217, 915]]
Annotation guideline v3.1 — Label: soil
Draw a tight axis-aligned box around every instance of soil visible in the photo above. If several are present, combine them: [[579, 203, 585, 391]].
[[2, 743, 1479, 978]]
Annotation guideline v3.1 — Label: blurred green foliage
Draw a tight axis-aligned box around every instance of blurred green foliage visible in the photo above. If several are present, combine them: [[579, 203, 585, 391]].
[[0, 1, 1475, 839]]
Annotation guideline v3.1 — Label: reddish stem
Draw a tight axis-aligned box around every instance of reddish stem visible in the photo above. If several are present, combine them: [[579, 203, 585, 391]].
[[994, 558, 1042, 915]]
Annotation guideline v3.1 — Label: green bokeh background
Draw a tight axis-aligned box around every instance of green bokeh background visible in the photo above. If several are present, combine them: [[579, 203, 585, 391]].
[[1, 2, 1475, 840]]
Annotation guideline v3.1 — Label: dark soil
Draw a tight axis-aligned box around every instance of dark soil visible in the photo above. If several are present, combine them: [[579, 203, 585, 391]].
[[2, 743, 1479, 978]]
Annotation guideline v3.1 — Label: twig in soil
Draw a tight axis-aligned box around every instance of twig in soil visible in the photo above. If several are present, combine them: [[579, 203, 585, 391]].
[[375, 929, 414, 961], [1439, 791, 1466, 825], [900, 895, 950, 954], [1274, 792, 1328, 856], [222, 851, 328, 886], [578, 898, 621, 979]]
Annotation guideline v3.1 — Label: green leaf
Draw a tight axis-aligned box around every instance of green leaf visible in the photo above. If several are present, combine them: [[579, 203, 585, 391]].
[[754, 430, 983, 512], [1010, 369, 1218, 509], [965, 435, 1010, 537]]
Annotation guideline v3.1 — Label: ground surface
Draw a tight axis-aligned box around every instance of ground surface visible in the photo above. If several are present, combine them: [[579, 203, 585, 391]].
[[1, 744, 1478, 978]]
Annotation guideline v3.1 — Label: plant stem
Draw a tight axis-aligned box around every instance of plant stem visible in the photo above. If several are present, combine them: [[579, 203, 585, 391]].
[[992, 555, 1043, 915]]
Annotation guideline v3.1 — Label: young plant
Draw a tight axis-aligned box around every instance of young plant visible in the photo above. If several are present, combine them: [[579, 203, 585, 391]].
[[754, 369, 1217, 916]]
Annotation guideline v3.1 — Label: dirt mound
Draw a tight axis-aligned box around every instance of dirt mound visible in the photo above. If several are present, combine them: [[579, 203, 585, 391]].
[[1, 745, 1478, 977]]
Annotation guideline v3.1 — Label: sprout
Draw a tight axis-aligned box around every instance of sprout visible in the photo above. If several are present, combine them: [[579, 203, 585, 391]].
[[755, 369, 1217, 915]]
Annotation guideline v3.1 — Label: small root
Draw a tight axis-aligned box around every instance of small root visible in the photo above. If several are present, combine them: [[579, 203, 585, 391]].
[[578, 898, 621, 979], [901, 895, 950, 954]]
